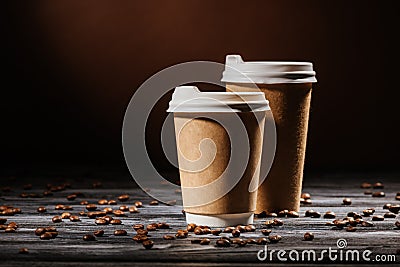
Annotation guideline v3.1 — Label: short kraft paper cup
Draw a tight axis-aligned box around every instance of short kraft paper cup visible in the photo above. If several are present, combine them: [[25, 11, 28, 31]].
[[167, 86, 270, 227], [222, 55, 317, 213]]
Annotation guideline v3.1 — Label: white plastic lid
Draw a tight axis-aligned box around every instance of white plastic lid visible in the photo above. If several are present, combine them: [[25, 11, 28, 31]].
[[167, 86, 270, 113], [221, 55, 317, 84]]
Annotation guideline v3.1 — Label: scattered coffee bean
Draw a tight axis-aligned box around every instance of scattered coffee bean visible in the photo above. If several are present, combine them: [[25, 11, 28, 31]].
[[231, 229, 240, 237], [323, 211, 336, 219], [361, 221, 374, 227], [67, 194, 77, 201], [133, 224, 144, 230], [129, 206, 139, 213], [246, 238, 257, 244], [304, 232, 314, 241], [134, 201, 143, 208], [94, 230, 104, 237], [118, 194, 130, 202], [194, 227, 203, 235], [187, 223, 196, 232], [360, 182, 372, 188], [395, 221, 400, 229], [146, 224, 157, 231], [98, 199, 108, 205], [333, 219, 347, 228], [235, 225, 246, 232], [261, 229, 272, 236], [231, 238, 243, 244], [301, 193, 311, 199], [149, 200, 159, 205], [396, 196, 400, 201], [80, 200, 89, 205], [257, 237, 268, 245], [389, 205, 400, 214], [142, 240, 154, 249], [136, 229, 148, 235], [372, 215, 384, 221], [63, 205, 73, 210], [87, 211, 106, 218], [223, 226, 235, 233], [362, 209, 374, 216], [37, 207, 46, 213], [110, 219, 122, 225], [83, 234, 96, 241], [343, 198, 352, 205], [277, 210, 288, 217], [112, 210, 125, 217], [302, 199, 312, 205], [95, 218, 108, 225], [373, 182, 384, 189], [35, 228, 46, 236], [103, 207, 113, 214], [61, 212, 71, 219], [216, 238, 231, 247], [52, 216, 62, 223], [114, 230, 127, 236], [40, 232, 53, 240], [108, 200, 117, 205], [384, 212, 396, 218], [200, 238, 210, 245], [211, 229, 222, 235], [5, 227, 16, 233], [158, 222, 170, 229], [69, 215, 80, 222], [268, 235, 282, 243], [163, 235, 175, 240], [245, 225, 256, 232], [364, 191, 373, 195], [346, 226, 357, 232], [372, 192, 385, 198], [0, 218, 7, 224], [119, 205, 129, 212], [175, 229, 188, 238], [287, 211, 299, 218], [238, 240, 247, 247], [86, 204, 97, 211], [18, 247, 29, 254], [133, 234, 149, 243], [383, 203, 392, 210], [273, 218, 284, 226]]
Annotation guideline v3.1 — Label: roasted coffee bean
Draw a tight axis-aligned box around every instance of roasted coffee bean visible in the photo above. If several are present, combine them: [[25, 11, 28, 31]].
[[361, 182, 372, 189], [61, 212, 71, 219], [383, 203, 392, 210], [277, 210, 288, 217], [216, 238, 231, 247], [268, 235, 282, 243], [86, 204, 97, 211], [245, 225, 256, 232], [324, 211, 336, 219], [80, 200, 88, 205], [40, 232, 53, 240], [305, 210, 315, 217], [67, 194, 77, 201], [134, 201, 143, 208], [8, 222, 18, 229], [273, 219, 284, 226], [35, 227, 46, 236], [119, 205, 129, 212], [133, 234, 148, 243], [20, 193, 29, 198], [302, 199, 312, 204], [129, 206, 139, 213], [333, 219, 347, 228], [343, 198, 352, 205], [108, 200, 117, 205], [231, 229, 241, 237], [223, 226, 236, 233], [133, 224, 144, 230], [265, 220, 274, 227], [18, 247, 29, 254], [114, 230, 127, 236], [110, 219, 122, 225], [194, 227, 203, 235], [136, 229, 148, 235], [87, 211, 107, 218], [235, 225, 246, 232], [202, 228, 211, 235], [389, 205, 400, 214], [384, 212, 397, 218], [246, 238, 257, 244], [287, 211, 299, 218], [261, 229, 272, 236], [231, 238, 243, 244], [112, 210, 126, 217], [103, 207, 113, 214], [211, 229, 222, 235], [372, 215, 384, 221], [346, 226, 357, 232], [347, 211, 357, 217], [45, 226, 57, 232], [361, 221, 374, 227], [47, 231, 59, 238], [52, 216, 63, 223], [83, 234, 96, 241], [304, 232, 314, 241], [257, 237, 268, 245], [142, 240, 154, 249], [175, 230, 188, 238], [395, 221, 400, 229], [37, 206, 47, 213], [146, 224, 157, 231], [301, 193, 311, 199], [372, 192, 385, 197], [95, 218, 108, 225], [396, 196, 400, 201], [98, 199, 108, 205], [149, 200, 159, 205], [158, 222, 170, 229], [363, 209, 374, 216], [0, 225, 7, 230], [0, 218, 7, 224], [163, 235, 175, 240], [364, 191, 373, 195], [63, 205, 73, 210], [55, 204, 65, 210], [93, 230, 104, 237], [200, 238, 210, 245], [373, 182, 384, 189], [118, 194, 130, 202], [238, 240, 247, 247], [5, 227, 16, 233], [70, 215, 80, 222]]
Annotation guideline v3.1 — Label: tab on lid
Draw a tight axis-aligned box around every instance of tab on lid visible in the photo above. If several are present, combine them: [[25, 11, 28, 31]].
[[221, 55, 317, 84], [167, 86, 269, 113]]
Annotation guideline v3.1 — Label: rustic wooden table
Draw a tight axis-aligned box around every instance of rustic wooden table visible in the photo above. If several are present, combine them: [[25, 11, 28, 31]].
[[0, 171, 399, 266]]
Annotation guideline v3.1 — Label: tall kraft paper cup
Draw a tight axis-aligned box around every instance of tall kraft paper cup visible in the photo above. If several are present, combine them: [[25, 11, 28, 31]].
[[222, 55, 317, 213], [167, 86, 270, 227]]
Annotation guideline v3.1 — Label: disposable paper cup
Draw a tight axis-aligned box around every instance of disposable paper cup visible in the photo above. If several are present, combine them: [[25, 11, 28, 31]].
[[222, 55, 317, 213], [167, 86, 269, 226]]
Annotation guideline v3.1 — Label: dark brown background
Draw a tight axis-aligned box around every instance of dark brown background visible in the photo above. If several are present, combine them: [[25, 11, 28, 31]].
[[1, 0, 397, 176]]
